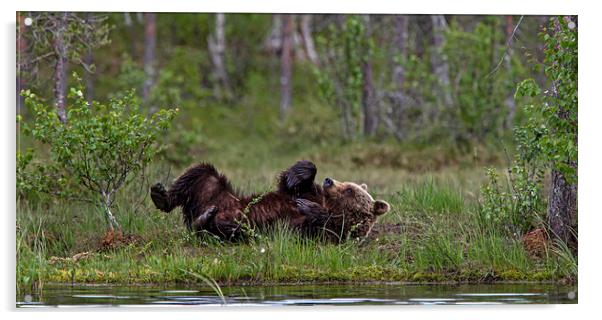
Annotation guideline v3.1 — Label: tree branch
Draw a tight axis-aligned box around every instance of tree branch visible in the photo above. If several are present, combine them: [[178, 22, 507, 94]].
[[486, 15, 524, 78]]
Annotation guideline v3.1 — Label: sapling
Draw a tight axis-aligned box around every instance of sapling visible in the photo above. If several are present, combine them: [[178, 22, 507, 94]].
[[20, 77, 178, 231]]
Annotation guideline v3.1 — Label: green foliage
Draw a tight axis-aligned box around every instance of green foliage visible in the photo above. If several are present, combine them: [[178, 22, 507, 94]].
[[443, 17, 525, 144], [149, 47, 211, 108], [19, 76, 177, 230], [514, 17, 578, 184], [223, 14, 272, 99], [398, 54, 438, 105], [16, 148, 70, 201], [479, 165, 544, 236], [16, 149, 36, 199], [315, 16, 369, 140], [158, 120, 205, 167], [478, 16, 577, 237], [109, 49, 210, 110], [108, 54, 146, 100]]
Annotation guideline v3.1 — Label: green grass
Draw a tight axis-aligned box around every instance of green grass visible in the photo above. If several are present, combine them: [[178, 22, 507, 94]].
[[16, 93, 577, 294], [16, 152, 576, 294]]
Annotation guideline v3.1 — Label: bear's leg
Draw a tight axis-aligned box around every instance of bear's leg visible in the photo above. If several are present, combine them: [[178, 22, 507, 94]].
[[278, 160, 318, 196], [296, 199, 332, 232], [192, 206, 218, 231], [296, 199, 329, 221], [150, 183, 178, 212]]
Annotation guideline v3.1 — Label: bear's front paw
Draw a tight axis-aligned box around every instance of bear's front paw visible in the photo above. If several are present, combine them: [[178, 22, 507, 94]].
[[150, 183, 167, 196], [296, 199, 326, 216], [150, 183, 169, 211]]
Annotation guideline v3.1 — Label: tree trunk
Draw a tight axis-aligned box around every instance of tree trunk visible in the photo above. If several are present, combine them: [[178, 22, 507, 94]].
[[208, 13, 231, 100], [279, 14, 294, 121], [414, 16, 429, 59], [123, 13, 138, 58], [361, 60, 376, 136], [390, 15, 409, 139], [548, 169, 577, 246], [393, 15, 409, 86], [143, 12, 157, 104], [17, 12, 28, 112], [123, 12, 132, 26], [430, 15, 453, 108], [504, 15, 517, 129], [53, 12, 69, 123], [547, 17, 578, 252], [361, 16, 377, 136], [300, 15, 319, 65], [83, 13, 95, 105], [102, 192, 120, 231], [83, 49, 94, 105], [265, 14, 282, 53]]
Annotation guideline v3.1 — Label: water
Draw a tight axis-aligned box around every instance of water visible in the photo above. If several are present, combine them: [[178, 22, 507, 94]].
[[17, 283, 577, 307]]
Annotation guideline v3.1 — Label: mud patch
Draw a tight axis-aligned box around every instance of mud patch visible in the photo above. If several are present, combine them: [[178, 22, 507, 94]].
[[100, 230, 143, 250]]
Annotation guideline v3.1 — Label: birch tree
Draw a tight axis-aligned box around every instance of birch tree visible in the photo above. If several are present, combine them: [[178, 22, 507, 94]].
[[361, 15, 377, 136], [19, 12, 109, 123], [382, 15, 410, 140], [17, 12, 28, 111], [143, 13, 157, 104], [430, 15, 453, 108], [208, 13, 232, 100], [300, 15, 319, 66]]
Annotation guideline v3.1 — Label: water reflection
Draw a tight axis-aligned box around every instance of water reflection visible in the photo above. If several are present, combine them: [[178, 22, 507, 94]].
[[17, 283, 577, 307]]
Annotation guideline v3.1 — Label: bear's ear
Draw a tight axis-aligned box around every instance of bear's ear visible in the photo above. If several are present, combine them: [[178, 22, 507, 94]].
[[373, 200, 390, 216], [360, 183, 368, 191]]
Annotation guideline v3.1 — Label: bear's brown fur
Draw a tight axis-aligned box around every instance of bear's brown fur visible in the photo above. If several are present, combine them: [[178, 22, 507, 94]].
[[296, 178, 390, 241], [150, 160, 390, 242]]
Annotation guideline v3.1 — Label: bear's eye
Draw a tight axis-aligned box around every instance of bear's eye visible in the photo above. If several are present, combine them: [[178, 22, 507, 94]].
[[345, 187, 353, 195]]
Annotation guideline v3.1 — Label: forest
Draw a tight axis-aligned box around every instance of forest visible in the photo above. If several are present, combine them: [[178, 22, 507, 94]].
[[15, 13, 577, 293]]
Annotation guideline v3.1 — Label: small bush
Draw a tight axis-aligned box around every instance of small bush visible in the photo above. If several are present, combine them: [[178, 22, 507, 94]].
[[19, 76, 177, 231], [479, 164, 544, 237]]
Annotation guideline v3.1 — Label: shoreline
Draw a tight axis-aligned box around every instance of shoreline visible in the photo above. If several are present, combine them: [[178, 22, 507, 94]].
[[40, 279, 576, 288]]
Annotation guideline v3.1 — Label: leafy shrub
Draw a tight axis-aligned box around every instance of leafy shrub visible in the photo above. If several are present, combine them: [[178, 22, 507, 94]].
[[479, 165, 544, 237], [480, 16, 578, 238], [19, 77, 177, 231], [16, 148, 71, 201]]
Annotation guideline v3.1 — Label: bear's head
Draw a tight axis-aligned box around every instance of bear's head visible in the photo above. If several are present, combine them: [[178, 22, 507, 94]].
[[321, 177, 390, 240]]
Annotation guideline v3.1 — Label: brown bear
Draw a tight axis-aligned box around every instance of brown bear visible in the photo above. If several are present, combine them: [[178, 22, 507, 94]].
[[150, 160, 390, 242]]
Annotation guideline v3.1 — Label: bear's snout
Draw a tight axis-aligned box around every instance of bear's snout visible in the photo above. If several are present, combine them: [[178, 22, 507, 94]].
[[323, 177, 334, 188]]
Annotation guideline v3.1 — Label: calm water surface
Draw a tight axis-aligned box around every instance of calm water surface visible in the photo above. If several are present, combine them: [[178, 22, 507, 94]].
[[17, 283, 577, 307]]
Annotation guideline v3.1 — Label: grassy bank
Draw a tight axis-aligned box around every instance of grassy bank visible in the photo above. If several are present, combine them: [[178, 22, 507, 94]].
[[16, 138, 577, 294], [16, 87, 577, 294]]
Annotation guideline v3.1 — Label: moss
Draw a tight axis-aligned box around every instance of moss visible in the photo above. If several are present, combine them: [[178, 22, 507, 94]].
[[410, 272, 446, 282], [498, 270, 524, 281], [40, 260, 574, 286], [530, 271, 554, 281]]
